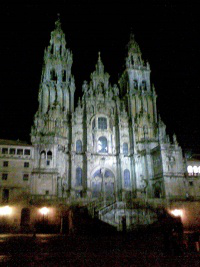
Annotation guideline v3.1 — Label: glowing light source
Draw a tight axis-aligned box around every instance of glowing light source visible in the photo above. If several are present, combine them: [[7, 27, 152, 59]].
[[0, 206, 12, 216], [170, 209, 183, 217], [187, 165, 200, 175], [193, 166, 198, 174], [39, 207, 49, 215], [187, 166, 193, 174]]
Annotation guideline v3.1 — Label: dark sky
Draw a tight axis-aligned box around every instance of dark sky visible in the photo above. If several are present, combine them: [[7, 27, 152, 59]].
[[0, 1, 199, 152]]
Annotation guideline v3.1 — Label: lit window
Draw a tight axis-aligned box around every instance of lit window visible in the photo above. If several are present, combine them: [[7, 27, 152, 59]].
[[10, 148, 16, 155], [187, 165, 193, 175], [23, 174, 29, 181], [76, 140, 82, 153], [124, 169, 131, 188], [123, 143, 128, 155], [24, 149, 30, 155], [2, 174, 8, 180], [98, 137, 108, 153], [76, 167, 82, 186], [98, 117, 107, 130], [193, 166, 198, 176], [17, 149, 23, 155], [24, 162, 29, 168], [3, 161, 8, 167], [2, 148, 8, 154]]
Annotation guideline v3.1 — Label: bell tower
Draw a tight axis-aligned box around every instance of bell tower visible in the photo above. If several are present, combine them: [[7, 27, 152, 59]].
[[39, 17, 75, 115], [119, 34, 158, 144], [31, 18, 75, 197], [119, 34, 159, 198]]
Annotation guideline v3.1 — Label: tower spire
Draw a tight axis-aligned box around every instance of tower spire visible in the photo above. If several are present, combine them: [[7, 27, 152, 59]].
[[36, 17, 75, 117], [98, 51, 101, 61], [127, 33, 141, 54], [96, 51, 104, 74], [55, 13, 61, 29], [126, 33, 143, 68], [88, 52, 110, 92]]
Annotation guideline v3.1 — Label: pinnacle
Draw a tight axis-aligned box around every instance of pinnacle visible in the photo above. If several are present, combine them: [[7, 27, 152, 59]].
[[127, 33, 141, 54], [96, 51, 104, 74], [55, 14, 61, 29], [98, 51, 101, 61]]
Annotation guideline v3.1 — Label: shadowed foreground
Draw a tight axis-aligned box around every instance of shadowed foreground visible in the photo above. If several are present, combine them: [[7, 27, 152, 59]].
[[0, 230, 200, 266]]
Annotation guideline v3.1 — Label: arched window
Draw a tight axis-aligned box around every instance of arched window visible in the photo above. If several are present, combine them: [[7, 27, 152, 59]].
[[76, 140, 82, 153], [50, 44, 54, 54], [98, 117, 107, 130], [40, 150, 46, 159], [123, 143, 128, 156], [143, 125, 148, 136], [62, 70, 66, 82], [20, 208, 30, 227], [98, 137, 108, 153], [92, 181, 102, 198], [76, 167, 82, 186], [50, 69, 57, 81], [154, 187, 161, 198], [104, 170, 114, 178], [141, 80, 147, 90], [133, 80, 138, 89], [92, 119, 96, 130], [90, 105, 94, 114], [47, 151, 52, 160], [109, 120, 113, 131], [131, 56, 134, 65], [124, 169, 131, 188]]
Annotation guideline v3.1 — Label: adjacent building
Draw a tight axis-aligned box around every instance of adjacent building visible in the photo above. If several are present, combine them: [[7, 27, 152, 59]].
[[0, 139, 33, 203]]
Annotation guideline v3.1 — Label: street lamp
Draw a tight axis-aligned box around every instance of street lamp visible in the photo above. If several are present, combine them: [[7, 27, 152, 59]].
[[170, 209, 183, 218], [39, 207, 49, 225], [39, 207, 49, 216]]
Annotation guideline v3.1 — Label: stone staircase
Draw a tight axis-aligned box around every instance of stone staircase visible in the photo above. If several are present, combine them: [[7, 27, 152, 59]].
[[87, 198, 160, 231]]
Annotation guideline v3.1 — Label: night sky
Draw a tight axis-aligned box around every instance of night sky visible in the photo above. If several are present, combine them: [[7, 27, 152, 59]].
[[0, 1, 199, 153]]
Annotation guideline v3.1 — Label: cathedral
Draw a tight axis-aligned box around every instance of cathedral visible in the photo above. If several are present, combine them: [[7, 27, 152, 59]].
[[30, 18, 186, 203], [1, 18, 196, 232]]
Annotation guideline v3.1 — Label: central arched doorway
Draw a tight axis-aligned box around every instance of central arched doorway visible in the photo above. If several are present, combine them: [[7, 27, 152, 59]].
[[91, 168, 115, 200]]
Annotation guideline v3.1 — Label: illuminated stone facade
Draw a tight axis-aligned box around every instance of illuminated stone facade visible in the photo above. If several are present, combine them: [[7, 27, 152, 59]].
[[29, 19, 187, 202], [0, 140, 33, 203]]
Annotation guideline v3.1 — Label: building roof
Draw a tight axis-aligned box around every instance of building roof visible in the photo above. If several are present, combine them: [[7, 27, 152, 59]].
[[0, 139, 32, 147]]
